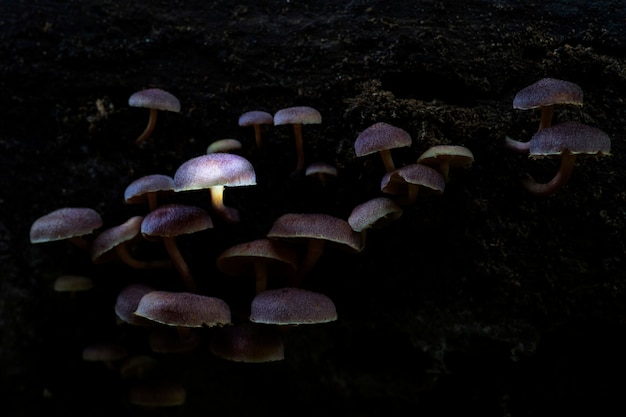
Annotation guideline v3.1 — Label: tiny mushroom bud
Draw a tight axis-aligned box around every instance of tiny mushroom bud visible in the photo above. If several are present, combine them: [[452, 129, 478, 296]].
[[354, 122, 412, 172], [129, 88, 181, 146], [174, 153, 256, 224], [381, 163, 445, 205], [520, 121, 611, 196], [273, 106, 322, 173], [238, 110, 274, 148], [124, 174, 175, 212], [416, 145, 474, 182], [30, 207, 103, 251]]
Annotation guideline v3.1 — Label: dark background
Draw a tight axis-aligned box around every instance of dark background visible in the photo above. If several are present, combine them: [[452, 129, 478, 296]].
[[2, 1, 626, 416]]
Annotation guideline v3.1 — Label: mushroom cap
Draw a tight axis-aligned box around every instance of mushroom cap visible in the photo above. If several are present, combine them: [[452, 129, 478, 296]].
[[91, 216, 144, 263], [249, 287, 338, 325], [53, 275, 94, 292], [267, 213, 361, 253], [305, 161, 339, 178], [238, 110, 274, 126], [513, 78, 583, 110], [128, 380, 186, 407], [128, 88, 181, 113], [115, 283, 158, 326], [381, 163, 446, 196], [354, 122, 412, 157], [417, 145, 475, 168], [209, 322, 285, 363], [528, 121, 611, 158], [124, 174, 175, 205], [206, 139, 243, 154], [29, 207, 103, 244], [216, 238, 299, 278], [173, 153, 257, 192], [273, 106, 322, 125], [134, 291, 231, 328], [141, 204, 213, 238], [348, 197, 403, 232]]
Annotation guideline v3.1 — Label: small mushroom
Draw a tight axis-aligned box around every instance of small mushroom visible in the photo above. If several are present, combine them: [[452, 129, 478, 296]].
[[273, 106, 322, 173], [174, 153, 257, 224], [348, 197, 403, 248], [29, 207, 103, 251], [354, 122, 412, 172], [53, 275, 94, 297], [249, 287, 337, 325], [381, 163, 445, 205], [416, 145, 474, 182], [141, 204, 214, 292], [520, 121, 611, 196], [124, 174, 175, 212], [129, 88, 181, 146], [238, 110, 274, 148], [206, 138, 243, 154]]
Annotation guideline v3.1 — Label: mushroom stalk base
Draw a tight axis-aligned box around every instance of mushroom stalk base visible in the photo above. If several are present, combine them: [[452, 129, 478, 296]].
[[135, 108, 158, 146], [521, 153, 577, 196]]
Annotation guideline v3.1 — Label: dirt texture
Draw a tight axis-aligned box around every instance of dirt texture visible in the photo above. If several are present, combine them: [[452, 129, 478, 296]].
[[2, 1, 626, 416]]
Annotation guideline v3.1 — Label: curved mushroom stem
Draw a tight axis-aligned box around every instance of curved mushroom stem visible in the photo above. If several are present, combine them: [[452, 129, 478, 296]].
[[379, 149, 396, 172], [504, 136, 531, 154], [114, 245, 172, 270], [538, 105, 554, 131], [135, 108, 158, 146], [292, 123, 305, 173], [209, 185, 241, 224], [521, 153, 577, 196], [289, 239, 326, 287], [162, 237, 198, 292]]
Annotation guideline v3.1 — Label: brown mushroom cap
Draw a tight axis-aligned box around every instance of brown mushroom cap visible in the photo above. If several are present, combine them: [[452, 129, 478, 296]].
[[238, 110, 274, 127], [513, 78, 583, 110], [381, 163, 446, 197], [134, 291, 231, 328], [273, 106, 322, 126], [528, 121, 611, 158], [209, 322, 285, 363], [29, 207, 103, 244], [128, 88, 181, 113], [53, 275, 94, 293], [141, 204, 213, 238], [354, 122, 412, 158], [124, 174, 175, 207], [174, 153, 257, 191], [250, 287, 338, 325], [348, 197, 403, 233]]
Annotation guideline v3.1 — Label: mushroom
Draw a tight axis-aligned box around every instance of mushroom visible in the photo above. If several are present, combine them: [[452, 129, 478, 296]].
[[273, 106, 322, 173], [416, 145, 474, 182], [53, 274, 94, 297], [249, 287, 337, 325], [206, 138, 243, 154], [141, 204, 214, 292], [238, 110, 274, 148], [124, 174, 175, 212], [90, 216, 171, 270], [128, 88, 181, 146], [305, 161, 339, 186], [29, 207, 103, 251], [267, 213, 361, 285], [209, 321, 285, 363], [173, 153, 257, 224], [354, 122, 412, 172], [115, 283, 159, 327], [520, 121, 611, 196], [381, 163, 445, 205], [506, 78, 584, 152], [348, 197, 403, 248], [216, 238, 300, 294]]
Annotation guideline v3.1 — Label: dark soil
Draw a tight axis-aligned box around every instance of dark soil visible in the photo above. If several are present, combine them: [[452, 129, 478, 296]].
[[2, 1, 626, 416]]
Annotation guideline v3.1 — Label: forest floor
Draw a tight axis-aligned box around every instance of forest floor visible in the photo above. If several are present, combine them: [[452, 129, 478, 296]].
[[2, 1, 626, 416]]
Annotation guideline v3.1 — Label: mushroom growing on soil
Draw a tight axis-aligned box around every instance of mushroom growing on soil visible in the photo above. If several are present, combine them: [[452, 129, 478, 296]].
[[174, 153, 257, 224], [273, 106, 322, 173], [249, 287, 338, 325], [520, 121, 611, 196], [238, 110, 274, 148], [128, 88, 181, 146], [505, 78, 584, 153], [124, 174, 175, 212], [354, 122, 412, 172], [29, 207, 103, 251], [416, 145, 474, 182], [141, 204, 214, 292], [381, 163, 446, 205], [267, 213, 361, 285]]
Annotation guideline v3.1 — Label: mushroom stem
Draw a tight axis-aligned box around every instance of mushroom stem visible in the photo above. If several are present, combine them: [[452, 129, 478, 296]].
[[135, 108, 158, 146], [379, 149, 396, 172], [504, 136, 531, 154], [293, 123, 305, 172], [209, 185, 240, 224], [253, 125, 263, 148], [538, 105, 554, 131], [290, 239, 326, 286], [521, 153, 577, 196], [253, 262, 268, 294], [162, 237, 198, 292], [68, 236, 92, 252], [114, 245, 172, 270]]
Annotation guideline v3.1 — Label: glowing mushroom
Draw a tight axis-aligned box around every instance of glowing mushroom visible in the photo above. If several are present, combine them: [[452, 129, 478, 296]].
[[273, 106, 322, 173], [124, 174, 175, 212], [128, 88, 181, 146]]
